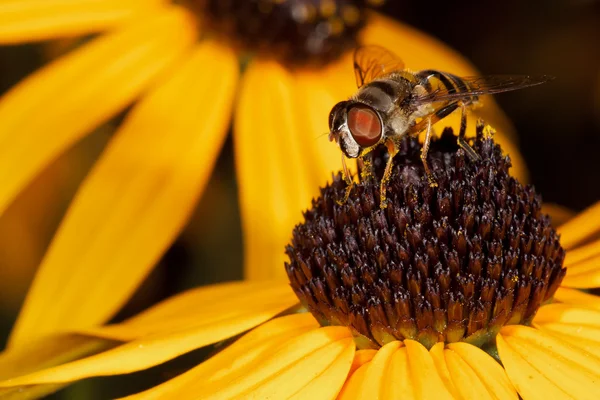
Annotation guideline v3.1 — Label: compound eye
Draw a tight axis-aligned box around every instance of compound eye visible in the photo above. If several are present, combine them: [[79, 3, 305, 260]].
[[347, 105, 382, 147]]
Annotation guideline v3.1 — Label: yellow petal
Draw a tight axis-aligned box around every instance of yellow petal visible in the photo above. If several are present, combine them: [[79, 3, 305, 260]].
[[564, 254, 600, 275], [534, 304, 600, 328], [268, 337, 354, 400], [561, 267, 600, 289], [0, 0, 166, 43], [338, 361, 370, 400], [360, 12, 528, 184], [360, 341, 402, 398], [349, 349, 378, 376], [444, 347, 496, 399], [200, 326, 353, 399], [339, 343, 414, 400], [0, 333, 114, 380], [0, 333, 116, 399], [446, 342, 518, 400], [236, 60, 316, 280], [553, 287, 600, 311], [121, 313, 319, 400], [0, 289, 297, 390], [85, 281, 298, 341], [535, 324, 600, 358], [404, 340, 454, 400], [382, 347, 413, 400], [0, 5, 197, 218], [558, 201, 600, 250], [294, 54, 358, 182], [429, 343, 460, 399], [498, 325, 600, 400], [9, 39, 238, 346], [565, 237, 600, 266]]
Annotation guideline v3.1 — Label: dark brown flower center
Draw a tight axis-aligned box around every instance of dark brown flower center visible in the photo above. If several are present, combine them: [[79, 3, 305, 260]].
[[285, 124, 566, 350], [187, 0, 384, 65]]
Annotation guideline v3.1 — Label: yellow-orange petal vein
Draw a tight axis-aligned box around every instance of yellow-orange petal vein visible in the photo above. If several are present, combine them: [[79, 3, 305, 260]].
[[0, 5, 197, 219], [0, 0, 167, 44], [9, 38, 238, 346]]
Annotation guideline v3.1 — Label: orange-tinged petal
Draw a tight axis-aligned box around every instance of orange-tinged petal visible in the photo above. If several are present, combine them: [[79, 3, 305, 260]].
[[564, 253, 600, 275], [535, 324, 600, 358], [561, 267, 600, 289], [498, 325, 600, 400], [0, 333, 114, 380], [382, 346, 413, 400], [444, 347, 495, 399], [201, 326, 353, 399], [0, 5, 197, 218], [533, 304, 600, 328], [9, 39, 238, 347], [360, 13, 527, 184], [121, 313, 319, 400], [552, 287, 600, 310], [446, 342, 518, 400], [84, 281, 297, 341], [262, 338, 354, 400], [0, 295, 298, 390], [338, 361, 370, 400], [558, 201, 600, 250], [359, 341, 402, 398], [0, 334, 116, 399], [565, 237, 600, 266], [404, 340, 454, 400], [236, 60, 316, 280], [429, 343, 460, 399], [294, 54, 358, 182], [496, 333, 571, 400], [349, 349, 377, 376], [0, 0, 167, 43]]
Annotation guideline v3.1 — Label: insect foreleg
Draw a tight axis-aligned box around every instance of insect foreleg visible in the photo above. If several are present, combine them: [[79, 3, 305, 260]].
[[456, 103, 481, 161], [421, 117, 438, 187], [337, 153, 354, 205], [379, 138, 401, 209]]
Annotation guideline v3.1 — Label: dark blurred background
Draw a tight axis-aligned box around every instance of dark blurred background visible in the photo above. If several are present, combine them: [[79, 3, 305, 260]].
[[0, 0, 598, 397]]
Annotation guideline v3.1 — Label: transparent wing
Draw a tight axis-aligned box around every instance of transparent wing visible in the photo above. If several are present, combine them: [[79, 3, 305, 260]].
[[354, 45, 406, 88], [414, 74, 554, 104]]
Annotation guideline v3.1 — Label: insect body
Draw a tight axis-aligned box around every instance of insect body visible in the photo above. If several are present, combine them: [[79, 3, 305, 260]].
[[329, 45, 551, 206]]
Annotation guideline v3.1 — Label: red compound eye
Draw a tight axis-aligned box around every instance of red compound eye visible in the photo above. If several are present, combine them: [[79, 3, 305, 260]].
[[347, 105, 382, 147]]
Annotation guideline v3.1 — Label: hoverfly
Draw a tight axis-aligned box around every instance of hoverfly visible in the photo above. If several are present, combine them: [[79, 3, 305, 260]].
[[329, 45, 552, 207]]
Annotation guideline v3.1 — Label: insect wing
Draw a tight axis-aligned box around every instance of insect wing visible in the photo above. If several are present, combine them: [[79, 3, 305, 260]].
[[414, 74, 553, 104], [353, 45, 406, 88]]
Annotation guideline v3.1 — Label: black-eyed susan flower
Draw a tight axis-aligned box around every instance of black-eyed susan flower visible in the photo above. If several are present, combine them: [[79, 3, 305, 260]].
[[0, 0, 527, 350], [0, 124, 598, 399]]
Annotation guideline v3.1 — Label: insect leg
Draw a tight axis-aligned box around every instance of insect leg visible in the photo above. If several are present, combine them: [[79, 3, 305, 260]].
[[380, 138, 400, 209], [421, 117, 438, 187], [456, 103, 481, 161], [337, 153, 354, 205]]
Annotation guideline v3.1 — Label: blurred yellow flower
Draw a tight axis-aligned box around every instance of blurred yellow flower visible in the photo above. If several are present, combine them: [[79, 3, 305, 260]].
[[0, 0, 525, 349]]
